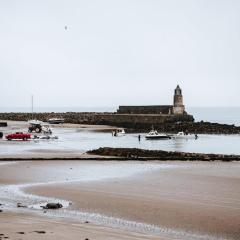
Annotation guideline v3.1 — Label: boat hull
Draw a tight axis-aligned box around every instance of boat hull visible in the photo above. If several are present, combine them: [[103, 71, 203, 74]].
[[48, 119, 64, 124], [145, 136, 171, 140]]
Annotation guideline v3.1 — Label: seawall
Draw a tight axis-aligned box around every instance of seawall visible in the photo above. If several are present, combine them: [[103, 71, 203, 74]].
[[0, 112, 193, 127], [0, 112, 240, 134]]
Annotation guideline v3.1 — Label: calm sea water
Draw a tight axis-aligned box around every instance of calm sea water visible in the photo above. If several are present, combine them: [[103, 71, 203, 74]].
[[1, 128, 240, 155], [1, 107, 240, 155], [1, 107, 240, 126], [188, 107, 240, 126]]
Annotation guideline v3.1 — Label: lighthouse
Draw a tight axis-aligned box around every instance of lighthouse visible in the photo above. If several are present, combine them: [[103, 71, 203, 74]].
[[173, 85, 185, 115]]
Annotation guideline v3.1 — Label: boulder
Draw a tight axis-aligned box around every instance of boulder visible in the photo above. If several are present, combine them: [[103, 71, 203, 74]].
[[42, 203, 63, 209]]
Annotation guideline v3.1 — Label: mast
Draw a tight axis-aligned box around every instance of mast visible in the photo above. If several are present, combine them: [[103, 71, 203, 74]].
[[31, 95, 34, 120]]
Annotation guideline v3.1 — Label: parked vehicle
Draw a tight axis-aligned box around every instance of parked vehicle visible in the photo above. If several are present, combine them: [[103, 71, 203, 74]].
[[6, 132, 31, 141], [0, 122, 7, 127], [28, 120, 43, 133], [28, 120, 52, 134], [145, 130, 171, 140]]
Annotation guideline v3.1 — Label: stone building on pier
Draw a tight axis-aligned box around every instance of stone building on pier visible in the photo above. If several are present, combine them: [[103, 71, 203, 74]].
[[117, 85, 186, 115]]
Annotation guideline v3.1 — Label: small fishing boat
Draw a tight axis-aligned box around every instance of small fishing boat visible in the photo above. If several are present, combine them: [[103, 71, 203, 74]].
[[112, 129, 125, 137], [33, 135, 58, 140], [48, 118, 64, 124], [173, 132, 198, 140], [117, 129, 125, 136], [145, 130, 171, 140]]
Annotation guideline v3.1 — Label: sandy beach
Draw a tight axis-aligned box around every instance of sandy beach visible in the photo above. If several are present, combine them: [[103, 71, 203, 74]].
[[0, 160, 239, 240], [0, 211, 163, 240]]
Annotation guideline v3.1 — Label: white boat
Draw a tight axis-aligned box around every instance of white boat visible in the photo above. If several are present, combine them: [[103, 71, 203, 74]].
[[32, 135, 58, 140], [28, 119, 43, 125], [112, 129, 125, 137], [145, 130, 171, 140], [117, 129, 125, 136], [173, 132, 198, 139], [48, 118, 64, 124], [41, 125, 53, 135]]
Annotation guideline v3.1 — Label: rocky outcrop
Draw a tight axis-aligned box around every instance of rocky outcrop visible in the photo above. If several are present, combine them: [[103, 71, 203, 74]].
[[88, 147, 240, 161], [127, 121, 240, 134]]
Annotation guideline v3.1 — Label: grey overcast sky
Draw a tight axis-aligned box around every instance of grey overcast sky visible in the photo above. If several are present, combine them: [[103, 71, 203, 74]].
[[0, 0, 240, 109]]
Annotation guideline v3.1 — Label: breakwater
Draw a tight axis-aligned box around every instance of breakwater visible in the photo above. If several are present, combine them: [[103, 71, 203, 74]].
[[0, 112, 239, 134], [88, 147, 240, 161]]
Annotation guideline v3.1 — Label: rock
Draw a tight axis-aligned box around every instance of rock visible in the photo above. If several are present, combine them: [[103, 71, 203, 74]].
[[33, 231, 46, 234], [42, 203, 63, 209], [0, 210, 3, 212], [88, 147, 240, 161]]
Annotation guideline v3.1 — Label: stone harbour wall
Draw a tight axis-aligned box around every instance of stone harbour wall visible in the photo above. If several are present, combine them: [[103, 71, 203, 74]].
[[0, 112, 240, 134], [0, 112, 193, 127], [117, 105, 173, 114]]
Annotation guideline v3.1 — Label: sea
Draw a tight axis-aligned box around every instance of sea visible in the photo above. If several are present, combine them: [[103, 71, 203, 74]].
[[1, 107, 240, 155]]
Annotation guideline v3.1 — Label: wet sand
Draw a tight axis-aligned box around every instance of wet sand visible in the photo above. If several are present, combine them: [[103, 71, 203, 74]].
[[0, 211, 162, 240], [0, 161, 240, 240]]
